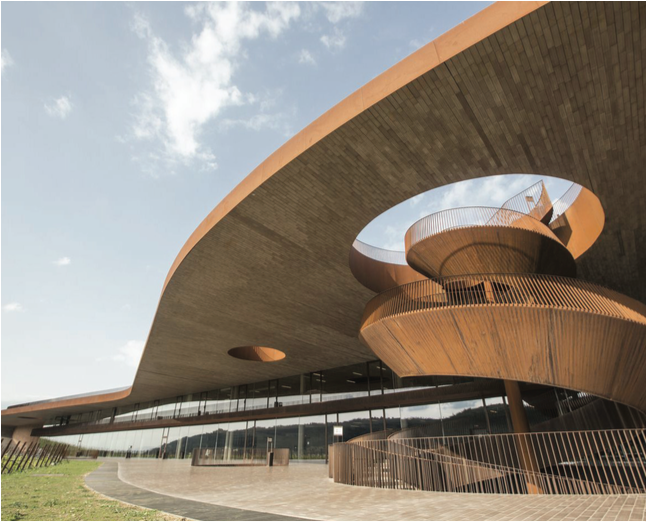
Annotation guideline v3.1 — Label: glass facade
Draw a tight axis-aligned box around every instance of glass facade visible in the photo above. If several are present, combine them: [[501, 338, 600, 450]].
[[45, 394, 527, 460], [45, 359, 600, 459], [51, 361, 479, 428]]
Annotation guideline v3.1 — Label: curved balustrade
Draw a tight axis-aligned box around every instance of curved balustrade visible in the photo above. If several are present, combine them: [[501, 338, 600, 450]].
[[352, 240, 406, 265], [330, 429, 646, 495], [359, 274, 646, 412], [361, 274, 646, 330], [500, 180, 553, 223], [404, 207, 576, 278], [550, 183, 583, 223], [405, 207, 558, 252], [349, 239, 427, 293], [548, 185, 605, 259]]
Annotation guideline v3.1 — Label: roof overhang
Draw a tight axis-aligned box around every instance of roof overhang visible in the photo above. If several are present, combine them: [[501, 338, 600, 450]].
[[4, 1, 645, 426]]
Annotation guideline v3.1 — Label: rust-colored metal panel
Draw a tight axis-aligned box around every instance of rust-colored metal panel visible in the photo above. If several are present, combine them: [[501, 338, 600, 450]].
[[405, 208, 576, 278], [550, 186, 605, 259], [359, 275, 646, 412], [349, 241, 428, 293]]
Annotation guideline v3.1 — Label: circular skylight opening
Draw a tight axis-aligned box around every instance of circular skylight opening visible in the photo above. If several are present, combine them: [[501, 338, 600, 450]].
[[227, 346, 286, 362], [357, 174, 574, 252]]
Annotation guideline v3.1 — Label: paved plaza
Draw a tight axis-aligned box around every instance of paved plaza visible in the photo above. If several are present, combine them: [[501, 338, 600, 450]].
[[85, 459, 646, 521]]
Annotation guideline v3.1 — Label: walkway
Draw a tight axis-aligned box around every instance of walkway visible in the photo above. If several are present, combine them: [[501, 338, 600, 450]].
[[86, 459, 646, 521], [85, 461, 307, 521]]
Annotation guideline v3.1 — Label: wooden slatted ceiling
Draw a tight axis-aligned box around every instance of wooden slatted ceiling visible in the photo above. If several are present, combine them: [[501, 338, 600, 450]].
[[3, 2, 645, 424]]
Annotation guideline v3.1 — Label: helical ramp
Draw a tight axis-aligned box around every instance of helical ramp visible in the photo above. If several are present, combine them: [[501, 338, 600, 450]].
[[359, 274, 646, 411], [332, 180, 646, 494]]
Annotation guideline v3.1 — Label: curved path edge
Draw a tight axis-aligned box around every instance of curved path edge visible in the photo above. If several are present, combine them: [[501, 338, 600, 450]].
[[85, 461, 309, 521]]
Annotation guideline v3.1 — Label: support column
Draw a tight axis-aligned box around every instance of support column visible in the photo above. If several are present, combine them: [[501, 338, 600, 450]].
[[224, 429, 233, 461], [504, 380, 542, 494], [297, 374, 306, 460], [504, 380, 530, 433], [10, 425, 42, 446]]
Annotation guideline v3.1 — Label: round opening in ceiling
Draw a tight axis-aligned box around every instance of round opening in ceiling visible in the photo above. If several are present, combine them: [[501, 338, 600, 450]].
[[227, 346, 286, 362]]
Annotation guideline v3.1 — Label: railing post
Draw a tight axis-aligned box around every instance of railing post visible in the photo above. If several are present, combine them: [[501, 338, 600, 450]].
[[7, 442, 26, 474]]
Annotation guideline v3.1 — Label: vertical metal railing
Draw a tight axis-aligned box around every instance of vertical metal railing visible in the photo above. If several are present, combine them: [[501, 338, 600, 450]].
[[550, 183, 583, 223], [361, 274, 646, 331], [404, 207, 559, 254], [331, 429, 646, 495], [352, 240, 407, 265], [499, 181, 552, 222]]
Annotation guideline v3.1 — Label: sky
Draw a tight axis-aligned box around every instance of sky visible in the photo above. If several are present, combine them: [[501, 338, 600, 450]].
[[1, 1, 575, 409]]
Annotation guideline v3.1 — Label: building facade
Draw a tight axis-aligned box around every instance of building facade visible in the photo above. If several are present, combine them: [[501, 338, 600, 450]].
[[3, 1, 646, 495]]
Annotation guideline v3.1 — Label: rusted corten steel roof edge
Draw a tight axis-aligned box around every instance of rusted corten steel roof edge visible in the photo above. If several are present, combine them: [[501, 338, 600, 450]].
[[161, 1, 548, 296]]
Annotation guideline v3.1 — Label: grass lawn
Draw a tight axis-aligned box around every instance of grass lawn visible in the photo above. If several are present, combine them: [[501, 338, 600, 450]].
[[1, 460, 180, 521]]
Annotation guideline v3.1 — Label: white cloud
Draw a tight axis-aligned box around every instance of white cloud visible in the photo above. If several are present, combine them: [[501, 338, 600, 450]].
[[382, 224, 407, 252], [220, 109, 294, 138], [53, 257, 71, 266], [409, 194, 424, 207], [298, 48, 316, 66], [44, 95, 73, 119], [409, 28, 435, 51], [317, 3, 363, 51], [320, 28, 346, 50], [112, 340, 145, 368], [319, 2, 364, 23], [429, 176, 533, 214], [128, 3, 300, 172], [3, 302, 24, 313], [1, 49, 14, 73]]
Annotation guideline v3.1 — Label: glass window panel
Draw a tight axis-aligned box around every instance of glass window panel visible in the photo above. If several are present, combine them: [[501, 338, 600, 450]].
[[484, 396, 512, 433], [298, 415, 326, 460], [400, 403, 443, 436], [321, 363, 370, 401], [384, 407, 401, 431], [338, 410, 370, 441], [254, 418, 276, 461], [277, 375, 306, 406], [370, 409, 384, 433], [274, 416, 300, 459], [440, 399, 488, 436], [247, 381, 269, 410]]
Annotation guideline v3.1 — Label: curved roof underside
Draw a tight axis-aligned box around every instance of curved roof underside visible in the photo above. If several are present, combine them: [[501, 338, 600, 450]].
[[4, 1, 646, 425]]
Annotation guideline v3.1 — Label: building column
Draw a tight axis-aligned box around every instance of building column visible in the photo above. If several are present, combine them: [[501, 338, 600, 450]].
[[504, 380, 530, 433], [504, 380, 542, 494], [224, 429, 233, 461], [297, 374, 306, 460], [10, 425, 42, 446]]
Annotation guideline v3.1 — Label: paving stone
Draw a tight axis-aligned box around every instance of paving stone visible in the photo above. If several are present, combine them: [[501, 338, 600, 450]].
[[89, 458, 646, 521], [85, 461, 308, 521]]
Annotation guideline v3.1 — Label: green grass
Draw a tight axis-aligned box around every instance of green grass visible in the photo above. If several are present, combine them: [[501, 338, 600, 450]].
[[1, 461, 180, 521]]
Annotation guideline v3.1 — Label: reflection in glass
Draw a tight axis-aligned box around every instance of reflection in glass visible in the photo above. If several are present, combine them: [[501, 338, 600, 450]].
[[338, 410, 371, 441]]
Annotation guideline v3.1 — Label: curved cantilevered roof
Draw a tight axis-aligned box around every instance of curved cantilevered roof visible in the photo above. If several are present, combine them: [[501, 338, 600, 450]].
[[4, 1, 646, 425]]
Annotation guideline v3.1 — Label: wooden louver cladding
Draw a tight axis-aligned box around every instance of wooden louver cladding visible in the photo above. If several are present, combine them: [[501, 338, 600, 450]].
[[359, 274, 646, 413]]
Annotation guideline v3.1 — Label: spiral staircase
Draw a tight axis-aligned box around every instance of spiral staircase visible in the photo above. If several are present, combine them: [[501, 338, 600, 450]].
[[336, 181, 646, 494]]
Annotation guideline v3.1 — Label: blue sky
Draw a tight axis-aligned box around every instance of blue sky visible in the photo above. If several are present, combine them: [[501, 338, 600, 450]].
[[1, 1, 574, 409]]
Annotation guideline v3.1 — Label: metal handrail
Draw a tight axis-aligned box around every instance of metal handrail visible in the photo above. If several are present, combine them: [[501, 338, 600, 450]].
[[352, 239, 406, 265], [550, 182, 583, 223], [331, 428, 646, 495], [404, 207, 556, 253], [361, 273, 646, 330], [500, 180, 551, 220]]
